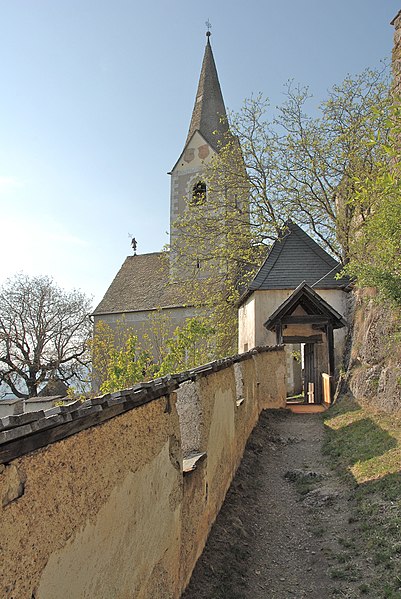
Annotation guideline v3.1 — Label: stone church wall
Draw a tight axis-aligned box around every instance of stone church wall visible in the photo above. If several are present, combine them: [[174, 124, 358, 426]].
[[0, 346, 285, 599]]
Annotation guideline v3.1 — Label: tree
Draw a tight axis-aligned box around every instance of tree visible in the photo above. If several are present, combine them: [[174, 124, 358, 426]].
[[91, 318, 154, 393], [274, 69, 391, 260], [170, 66, 391, 357], [91, 316, 215, 392], [220, 66, 391, 261], [0, 274, 92, 398], [345, 102, 401, 304], [156, 317, 215, 375]]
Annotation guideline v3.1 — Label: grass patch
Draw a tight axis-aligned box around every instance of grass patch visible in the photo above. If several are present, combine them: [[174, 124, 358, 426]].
[[323, 396, 401, 597]]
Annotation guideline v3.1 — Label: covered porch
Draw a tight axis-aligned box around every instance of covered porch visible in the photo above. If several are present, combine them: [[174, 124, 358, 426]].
[[264, 282, 347, 405]]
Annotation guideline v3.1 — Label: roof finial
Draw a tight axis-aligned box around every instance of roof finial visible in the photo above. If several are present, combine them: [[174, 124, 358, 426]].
[[205, 19, 212, 39]]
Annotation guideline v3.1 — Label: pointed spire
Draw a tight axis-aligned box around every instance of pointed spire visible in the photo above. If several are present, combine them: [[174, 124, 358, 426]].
[[185, 32, 229, 150]]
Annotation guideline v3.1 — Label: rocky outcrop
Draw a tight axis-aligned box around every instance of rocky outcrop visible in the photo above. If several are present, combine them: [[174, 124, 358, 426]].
[[347, 288, 401, 412]]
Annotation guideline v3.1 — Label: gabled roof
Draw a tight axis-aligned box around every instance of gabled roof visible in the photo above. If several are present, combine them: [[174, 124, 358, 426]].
[[264, 281, 347, 331], [247, 222, 348, 294], [92, 252, 189, 315], [170, 129, 215, 175], [185, 35, 229, 151]]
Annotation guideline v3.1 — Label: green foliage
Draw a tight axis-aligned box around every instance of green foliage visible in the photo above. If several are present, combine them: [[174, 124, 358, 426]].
[[91, 316, 215, 392], [65, 386, 87, 402], [156, 317, 215, 375], [90, 319, 154, 393], [345, 102, 401, 305], [100, 334, 153, 394], [291, 350, 302, 363]]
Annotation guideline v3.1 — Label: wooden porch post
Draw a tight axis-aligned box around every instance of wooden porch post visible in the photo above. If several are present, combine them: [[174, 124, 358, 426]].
[[327, 323, 334, 376]]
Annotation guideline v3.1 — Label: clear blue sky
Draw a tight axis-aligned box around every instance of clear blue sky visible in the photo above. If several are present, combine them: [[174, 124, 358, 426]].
[[0, 1, 399, 306]]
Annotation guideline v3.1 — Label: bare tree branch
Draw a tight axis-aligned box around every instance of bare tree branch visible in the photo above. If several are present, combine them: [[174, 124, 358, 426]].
[[0, 274, 92, 398]]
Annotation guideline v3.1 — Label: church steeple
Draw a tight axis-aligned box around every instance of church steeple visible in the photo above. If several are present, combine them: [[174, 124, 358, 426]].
[[169, 31, 230, 279], [185, 32, 229, 150]]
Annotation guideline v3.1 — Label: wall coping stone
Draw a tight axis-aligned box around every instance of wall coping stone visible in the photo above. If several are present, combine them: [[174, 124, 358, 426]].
[[0, 345, 284, 464]]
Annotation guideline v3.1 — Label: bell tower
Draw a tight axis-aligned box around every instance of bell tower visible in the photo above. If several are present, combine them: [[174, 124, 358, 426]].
[[168, 30, 229, 277]]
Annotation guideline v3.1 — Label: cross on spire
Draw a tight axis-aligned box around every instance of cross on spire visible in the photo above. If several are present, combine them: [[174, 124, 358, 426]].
[[205, 19, 212, 38]]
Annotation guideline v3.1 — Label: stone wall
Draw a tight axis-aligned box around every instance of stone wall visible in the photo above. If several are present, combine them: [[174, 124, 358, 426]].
[[342, 15, 401, 414], [0, 345, 285, 599], [392, 10, 401, 96], [346, 289, 401, 413]]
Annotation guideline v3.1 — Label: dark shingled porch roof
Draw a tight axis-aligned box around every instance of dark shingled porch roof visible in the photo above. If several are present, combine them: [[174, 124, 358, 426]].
[[244, 223, 349, 299], [92, 252, 189, 315]]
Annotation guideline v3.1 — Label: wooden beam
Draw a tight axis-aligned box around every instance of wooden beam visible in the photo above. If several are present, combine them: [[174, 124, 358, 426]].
[[282, 315, 329, 325], [275, 323, 282, 345], [283, 335, 322, 344]]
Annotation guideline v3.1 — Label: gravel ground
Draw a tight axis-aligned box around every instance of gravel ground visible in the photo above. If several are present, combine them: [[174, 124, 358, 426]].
[[182, 409, 361, 599]]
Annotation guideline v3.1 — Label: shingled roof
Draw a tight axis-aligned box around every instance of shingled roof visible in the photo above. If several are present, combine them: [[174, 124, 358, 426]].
[[185, 35, 229, 151], [92, 252, 189, 315], [242, 222, 349, 300]]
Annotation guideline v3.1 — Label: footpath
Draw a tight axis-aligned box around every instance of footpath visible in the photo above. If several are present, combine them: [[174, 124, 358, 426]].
[[182, 409, 361, 599]]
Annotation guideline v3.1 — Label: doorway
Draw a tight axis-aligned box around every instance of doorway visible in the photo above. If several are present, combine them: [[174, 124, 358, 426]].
[[286, 342, 321, 405], [303, 342, 317, 403]]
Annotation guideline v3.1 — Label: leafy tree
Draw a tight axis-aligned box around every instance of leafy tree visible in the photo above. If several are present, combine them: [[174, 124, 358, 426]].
[[99, 334, 153, 394], [91, 319, 154, 393], [0, 274, 92, 398], [170, 66, 391, 356], [91, 316, 215, 392], [345, 103, 401, 304], [156, 317, 215, 375]]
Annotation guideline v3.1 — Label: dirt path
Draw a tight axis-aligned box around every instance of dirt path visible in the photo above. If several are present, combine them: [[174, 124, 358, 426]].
[[182, 409, 359, 599]]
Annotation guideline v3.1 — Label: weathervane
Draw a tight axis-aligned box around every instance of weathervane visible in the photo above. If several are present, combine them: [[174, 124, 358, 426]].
[[128, 233, 137, 255], [205, 19, 212, 38]]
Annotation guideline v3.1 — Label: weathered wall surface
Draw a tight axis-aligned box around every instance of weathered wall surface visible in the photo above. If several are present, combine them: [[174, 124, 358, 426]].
[[179, 351, 286, 590], [347, 289, 401, 413], [253, 350, 287, 409], [238, 294, 256, 351], [1, 397, 183, 599], [392, 9, 401, 97], [0, 346, 285, 599]]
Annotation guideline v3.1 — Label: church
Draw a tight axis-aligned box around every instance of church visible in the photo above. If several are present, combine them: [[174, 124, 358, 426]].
[[93, 32, 350, 403], [93, 31, 229, 350]]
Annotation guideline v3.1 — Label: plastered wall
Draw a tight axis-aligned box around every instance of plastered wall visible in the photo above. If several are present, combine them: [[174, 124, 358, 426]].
[[0, 347, 285, 599], [238, 288, 349, 375], [1, 397, 182, 599]]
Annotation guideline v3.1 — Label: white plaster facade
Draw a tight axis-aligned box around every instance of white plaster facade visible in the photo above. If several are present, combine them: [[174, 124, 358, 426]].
[[238, 287, 349, 383], [169, 131, 217, 278]]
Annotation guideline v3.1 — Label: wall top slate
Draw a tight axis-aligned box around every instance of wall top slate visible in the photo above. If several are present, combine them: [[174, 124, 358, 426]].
[[0, 345, 284, 465]]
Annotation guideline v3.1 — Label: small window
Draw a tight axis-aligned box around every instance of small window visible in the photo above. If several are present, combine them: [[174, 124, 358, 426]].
[[192, 181, 206, 205]]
